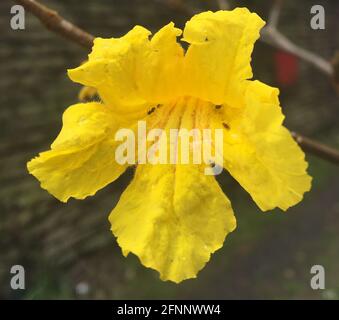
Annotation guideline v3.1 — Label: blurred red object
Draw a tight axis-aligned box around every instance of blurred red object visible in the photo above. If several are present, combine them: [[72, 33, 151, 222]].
[[274, 50, 299, 86]]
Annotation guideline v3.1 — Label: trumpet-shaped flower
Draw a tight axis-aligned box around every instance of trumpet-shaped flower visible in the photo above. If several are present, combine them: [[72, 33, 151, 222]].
[[27, 8, 312, 283]]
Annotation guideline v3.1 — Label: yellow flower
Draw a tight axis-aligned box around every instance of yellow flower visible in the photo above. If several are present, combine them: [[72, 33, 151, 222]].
[[27, 8, 312, 283]]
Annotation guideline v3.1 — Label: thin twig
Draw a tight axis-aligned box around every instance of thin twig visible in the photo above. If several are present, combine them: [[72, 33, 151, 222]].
[[261, 27, 333, 76], [14, 0, 94, 48], [268, 0, 283, 29], [264, 0, 332, 75], [12, 0, 339, 165], [291, 132, 339, 164]]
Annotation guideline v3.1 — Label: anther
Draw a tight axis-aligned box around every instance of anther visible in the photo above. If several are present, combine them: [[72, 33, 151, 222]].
[[147, 107, 156, 115], [222, 122, 230, 130]]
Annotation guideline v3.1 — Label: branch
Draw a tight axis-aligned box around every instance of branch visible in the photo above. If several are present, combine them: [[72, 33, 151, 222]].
[[262, 0, 333, 77], [267, 0, 283, 29], [14, 0, 94, 48], [12, 0, 339, 165], [261, 28, 333, 76], [291, 132, 339, 164]]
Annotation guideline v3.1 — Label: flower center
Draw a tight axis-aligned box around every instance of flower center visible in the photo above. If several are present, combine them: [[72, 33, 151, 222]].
[[147, 96, 217, 131]]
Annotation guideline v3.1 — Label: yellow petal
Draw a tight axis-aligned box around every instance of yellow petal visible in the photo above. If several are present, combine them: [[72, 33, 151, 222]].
[[68, 23, 184, 117], [51, 102, 117, 150], [68, 26, 151, 116], [137, 22, 184, 103], [109, 163, 236, 283], [27, 102, 128, 202], [213, 81, 312, 211], [182, 8, 265, 105]]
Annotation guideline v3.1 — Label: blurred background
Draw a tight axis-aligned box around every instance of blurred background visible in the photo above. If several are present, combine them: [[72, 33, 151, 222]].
[[0, 0, 338, 299]]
